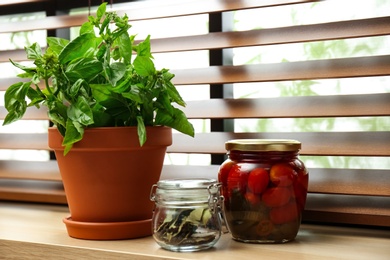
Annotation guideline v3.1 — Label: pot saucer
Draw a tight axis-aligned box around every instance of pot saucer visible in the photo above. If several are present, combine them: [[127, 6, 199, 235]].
[[63, 216, 152, 240]]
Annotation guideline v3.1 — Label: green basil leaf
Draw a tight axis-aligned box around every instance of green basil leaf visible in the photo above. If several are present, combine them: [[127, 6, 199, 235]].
[[2, 82, 30, 125], [15, 72, 34, 79], [111, 73, 132, 93], [24, 43, 42, 60], [90, 84, 112, 102], [27, 87, 44, 107], [140, 92, 154, 125], [111, 47, 121, 61], [47, 37, 69, 56], [92, 110, 113, 127], [80, 21, 94, 35], [91, 83, 125, 108], [99, 15, 111, 35], [133, 56, 155, 77], [155, 90, 173, 115], [135, 35, 152, 58], [96, 43, 107, 61], [59, 33, 102, 64], [9, 59, 36, 74], [110, 62, 127, 86], [105, 106, 134, 125], [136, 116, 146, 146], [62, 120, 84, 155], [31, 73, 41, 85], [96, 2, 107, 22], [4, 82, 27, 104], [46, 99, 68, 128], [102, 61, 112, 83], [67, 96, 94, 126], [163, 77, 186, 107], [48, 111, 66, 128], [116, 31, 132, 65], [65, 57, 103, 82], [69, 79, 90, 99], [3, 108, 26, 126], [155, 107, 194, 137], [121, 86, 143, 103]]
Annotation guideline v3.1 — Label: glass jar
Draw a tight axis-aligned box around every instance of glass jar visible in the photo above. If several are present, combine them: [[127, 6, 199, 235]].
[[218, 139, 309, 243], [150, 178, 224, 252]]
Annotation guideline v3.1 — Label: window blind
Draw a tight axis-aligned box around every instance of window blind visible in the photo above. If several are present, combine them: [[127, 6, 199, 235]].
[[0, 0, 389, 227]]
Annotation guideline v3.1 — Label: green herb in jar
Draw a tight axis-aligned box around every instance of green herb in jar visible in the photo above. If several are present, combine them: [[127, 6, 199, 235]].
[[155, 208, 217, 246]]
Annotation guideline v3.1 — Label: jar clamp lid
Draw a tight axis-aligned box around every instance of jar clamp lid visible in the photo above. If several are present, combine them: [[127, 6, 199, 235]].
[[150, 178, 222, 206], [154, 178, 219, 190], [225, 139, 301, 152]]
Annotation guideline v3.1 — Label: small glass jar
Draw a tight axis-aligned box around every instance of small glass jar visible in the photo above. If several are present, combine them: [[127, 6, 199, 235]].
[[150, 178, 224, 252], [218, 139, 309, 243]]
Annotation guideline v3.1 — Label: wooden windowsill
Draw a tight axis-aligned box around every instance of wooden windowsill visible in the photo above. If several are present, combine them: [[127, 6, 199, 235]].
[[0, 201, 389, 259]]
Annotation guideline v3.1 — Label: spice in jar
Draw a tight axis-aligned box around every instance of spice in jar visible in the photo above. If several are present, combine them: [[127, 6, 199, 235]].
[[150, 178, 224, 252], [218, 139, 309, 243]]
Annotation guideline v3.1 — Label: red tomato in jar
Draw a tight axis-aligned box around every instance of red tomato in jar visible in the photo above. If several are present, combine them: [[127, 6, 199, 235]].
[[293, 160, 309, 187], [247, 168, 270, 194], [297, 170, 309, 190], [270, 163, 297, 187], [269, 201, 299, 224], [256, 220, 274, 236], [262, 187, 291, 207], [218, 161, 234, 187], [292, 173, 308, 211], [245, 191, 261, 206], [227, 164, 248, 195]]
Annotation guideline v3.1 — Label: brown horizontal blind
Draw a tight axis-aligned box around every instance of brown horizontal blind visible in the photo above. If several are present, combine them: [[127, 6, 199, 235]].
[[0, 0, 389, 227], [0, 0, 46, 5]]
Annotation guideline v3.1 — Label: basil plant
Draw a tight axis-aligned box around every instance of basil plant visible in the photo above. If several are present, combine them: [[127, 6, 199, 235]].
[[3, 3, 194, 155]]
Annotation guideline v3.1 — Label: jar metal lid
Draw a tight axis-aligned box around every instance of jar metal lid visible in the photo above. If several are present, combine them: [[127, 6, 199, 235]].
[[225, 139, 301, 152], [151, 178, 220, 204], [156, 178, 218, 190]]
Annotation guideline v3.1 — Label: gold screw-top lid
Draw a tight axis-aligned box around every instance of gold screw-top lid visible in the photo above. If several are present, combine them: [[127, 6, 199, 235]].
[[225, 139, 301, 152]]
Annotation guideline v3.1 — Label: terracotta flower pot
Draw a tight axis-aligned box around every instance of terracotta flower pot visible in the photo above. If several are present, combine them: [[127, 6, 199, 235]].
[[48, 126, 172, 240]]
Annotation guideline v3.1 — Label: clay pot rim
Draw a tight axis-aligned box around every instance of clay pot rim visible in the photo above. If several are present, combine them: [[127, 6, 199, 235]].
[[63, 216, 152, 240], [48, 125, 170, 132], [48, 125, 173, 151]]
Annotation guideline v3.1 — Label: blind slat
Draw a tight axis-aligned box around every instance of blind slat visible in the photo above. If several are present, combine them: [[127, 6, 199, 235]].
[[0, 161, 60, 181], [2, 132, 389, 157], [0, 133, 48, 150], [0, 0, 316, 33], [172, 55, 390, 85], [0, 49, 43, 63], [3, 16, 389, 61], [0, 179, 66, 204], [182, 93, 390, 119], [0, 78, 26, 91], [170, 132, 390, 156], [1, 179, 388, 226], [2, 163, 389, 198], [3, 56, 389, 89], [304, 194, 390, 227], [0, 0, 47, 6], [309, 168, 390, 197], [2, 93, 389, 120], [150, 16, 390, 53]]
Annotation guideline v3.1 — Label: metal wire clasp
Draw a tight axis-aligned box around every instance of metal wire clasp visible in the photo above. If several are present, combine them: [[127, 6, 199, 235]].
[[207, 182, 229, 234], [150, 184, 158, 202]]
